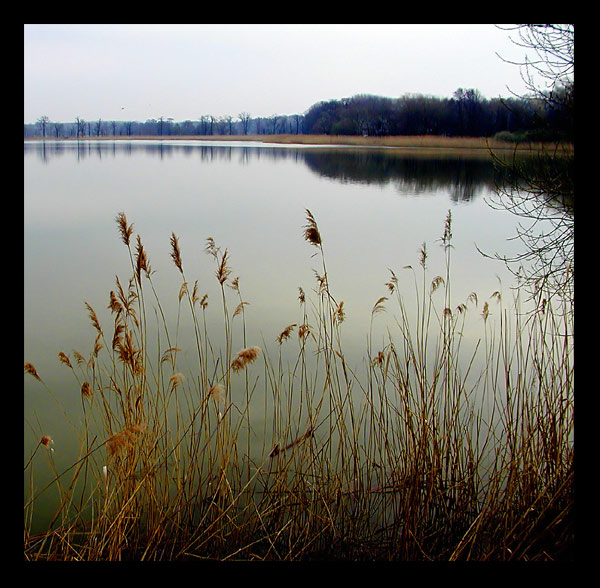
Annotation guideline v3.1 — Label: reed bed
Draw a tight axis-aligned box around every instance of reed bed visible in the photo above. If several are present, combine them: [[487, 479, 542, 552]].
[[46, 133, 574, 154], [24, 210, 573, 561]]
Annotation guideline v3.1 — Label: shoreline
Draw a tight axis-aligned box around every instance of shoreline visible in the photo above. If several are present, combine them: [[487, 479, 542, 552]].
[[24, 133, 573, 153]]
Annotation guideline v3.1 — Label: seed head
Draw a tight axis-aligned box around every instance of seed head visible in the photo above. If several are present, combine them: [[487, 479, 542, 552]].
[[303, 209, 322, 247]]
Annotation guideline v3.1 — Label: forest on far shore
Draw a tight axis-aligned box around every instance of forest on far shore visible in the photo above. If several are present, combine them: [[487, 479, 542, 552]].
[[24, 86, 573, 144]]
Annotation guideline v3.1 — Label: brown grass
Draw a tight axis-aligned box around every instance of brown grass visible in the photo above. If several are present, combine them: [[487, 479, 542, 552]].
[[37, 133, 574, 154], [24, 209, 574, 561], [231, 346, 261, 371]]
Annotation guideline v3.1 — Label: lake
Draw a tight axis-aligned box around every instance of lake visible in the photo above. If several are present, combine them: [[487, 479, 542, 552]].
[[24, 139, 552, 536]]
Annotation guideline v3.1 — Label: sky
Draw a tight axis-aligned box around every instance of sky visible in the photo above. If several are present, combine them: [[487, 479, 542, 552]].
[[24, 24, 542, 125]]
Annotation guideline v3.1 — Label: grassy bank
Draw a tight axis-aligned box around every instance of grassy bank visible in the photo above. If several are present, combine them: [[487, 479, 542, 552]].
[[26, 133, 574, 154], [24, 210, 574, 561]]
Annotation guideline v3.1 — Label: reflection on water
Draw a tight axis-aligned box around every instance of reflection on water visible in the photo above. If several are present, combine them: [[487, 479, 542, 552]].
[[24, 140, 496, 203], [24, 141, 523, 381], [25, 140, 539, 535], [302, 150, 495, 203]]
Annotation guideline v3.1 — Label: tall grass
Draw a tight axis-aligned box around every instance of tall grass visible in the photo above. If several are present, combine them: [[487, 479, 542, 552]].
[[60, 133, 574, 154], [24, 210, 573, 560]]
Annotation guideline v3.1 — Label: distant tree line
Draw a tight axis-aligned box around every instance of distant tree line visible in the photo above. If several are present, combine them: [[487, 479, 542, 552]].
[[303, 88, 572, 141], [24, 86, 572, 142], [24, 112, 306, 140]]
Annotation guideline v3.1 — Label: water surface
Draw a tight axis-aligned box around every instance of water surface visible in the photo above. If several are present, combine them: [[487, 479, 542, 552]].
[[24, 139, 529, 531]]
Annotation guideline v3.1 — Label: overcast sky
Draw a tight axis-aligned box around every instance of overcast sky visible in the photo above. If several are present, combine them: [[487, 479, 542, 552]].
[[24, 24, 541, 125]]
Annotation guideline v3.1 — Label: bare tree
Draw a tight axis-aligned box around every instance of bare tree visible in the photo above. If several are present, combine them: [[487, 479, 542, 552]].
[[268, 114, 280, 134], [238, 112, 251, 135], [497, 24, 573, 110], [497, 24, 573, 141], [37, 115, 50, 138], [292, 114, 303, 134], [208, 115, 216, 135], [75, 116, 85, 139], [198, 115, 211, 135], [487, 25, 574, 309], [484, 149, 573, 306], [220, 115, 233, 135]]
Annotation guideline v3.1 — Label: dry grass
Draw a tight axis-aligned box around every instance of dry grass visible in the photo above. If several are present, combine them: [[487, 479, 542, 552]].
[[24, 209, 574, 561], [36, 133, 574, 154]]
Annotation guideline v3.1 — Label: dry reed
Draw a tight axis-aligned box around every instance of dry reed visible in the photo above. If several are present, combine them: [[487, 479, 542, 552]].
[[24, 209, 573, 561], [24, 362, 41, 381], [231, 346, 261, 372]]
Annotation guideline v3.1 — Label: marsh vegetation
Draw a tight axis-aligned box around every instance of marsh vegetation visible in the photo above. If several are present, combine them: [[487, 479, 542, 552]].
[[24, 208, 573, 561]]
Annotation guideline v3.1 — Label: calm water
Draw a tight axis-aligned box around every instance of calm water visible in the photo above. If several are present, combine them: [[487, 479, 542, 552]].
[[24, 139, 530, 531]]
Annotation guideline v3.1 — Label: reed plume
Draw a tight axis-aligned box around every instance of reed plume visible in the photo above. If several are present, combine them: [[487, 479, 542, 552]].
[[112, 323, 125, 351], [420, 242, 428, 268], [170, 232, 183, 274], [93, 336, 103, 357], [231, 346, 261, 371], [298, 324, 311, 339], [334, 300, 345, 323], [73, 351, 85, 365], [58, 352, 72, 368], [85, 302, 103, 335], [178, 281, 188, 302], [303, 209, 322, 246], [205, 237, 219, 258], [216, 249, 232, 285], [431, 275, 445, 293], [115, 329, 142, 374], [385, 270, 397, 293], [40, 435, 53, 448], [169, 373, 184, 390], [108, 290, 123, 315], [161, 347, 181, 366], [232, 301, 250, 318], [481, 301, 490, 321], [441, 208, 453, 248], [276, 324, 297, 344], [24, 362, 41, 381], [191, 281, 200, 305], [106, 424, 145, 457], [208, 383, 225, 399], [135, 234, 151, 283], [81, 381, 93, 398], [298, 287, 306, 304], [116, 211, 134, 246], [371, 297, 388, 316], [208, 384, 225, 421]]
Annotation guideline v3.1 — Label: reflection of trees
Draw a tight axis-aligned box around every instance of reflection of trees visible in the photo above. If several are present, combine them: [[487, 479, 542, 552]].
[[303, 150, 496, 201], [24, 141, 305, 164], [24, 142, 497, 202]]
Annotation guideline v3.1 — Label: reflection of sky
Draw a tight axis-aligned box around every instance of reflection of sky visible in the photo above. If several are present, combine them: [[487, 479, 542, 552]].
[[24, 140, 520, 337], [24, 140, 525, 367], [24, 141, 527, 522]]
